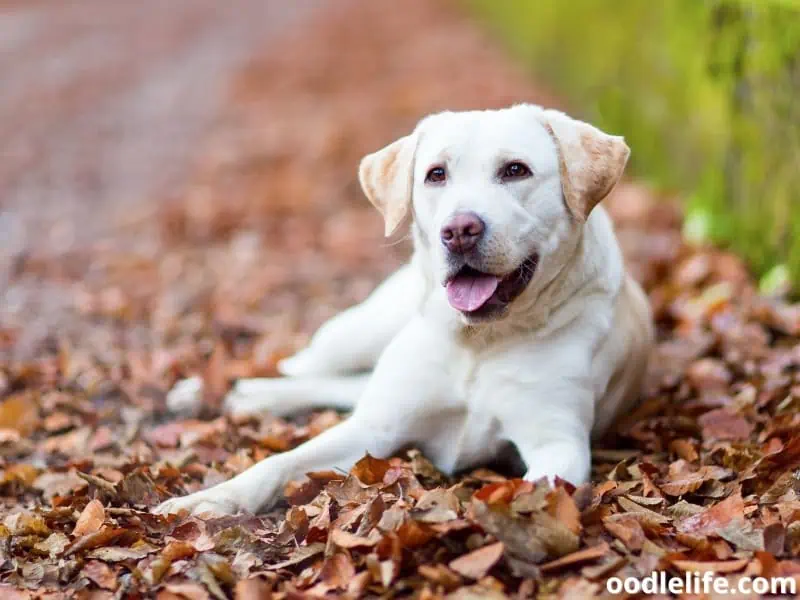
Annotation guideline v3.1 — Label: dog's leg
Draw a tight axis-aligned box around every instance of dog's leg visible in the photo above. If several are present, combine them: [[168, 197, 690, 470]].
[[223, 374, 368, 417], [482, 321, 602, 486], [154, 413, 392, 516], [167, 263, 424, 414], [156, 317, 454, 516], [496, 394, 593, 486], [278, 262, 424, 377]]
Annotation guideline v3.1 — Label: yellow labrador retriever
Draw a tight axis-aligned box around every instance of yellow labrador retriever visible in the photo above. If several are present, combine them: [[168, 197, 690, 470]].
[[158, 104, 653, 516]]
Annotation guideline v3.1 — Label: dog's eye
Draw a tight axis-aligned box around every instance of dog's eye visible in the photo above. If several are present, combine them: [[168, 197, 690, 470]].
[[501, 162, 532, 180], [425, 166, 447, 184]]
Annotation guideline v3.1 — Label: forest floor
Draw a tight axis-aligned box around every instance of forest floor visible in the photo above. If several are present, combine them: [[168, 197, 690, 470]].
[[0, 1, 798, 598]]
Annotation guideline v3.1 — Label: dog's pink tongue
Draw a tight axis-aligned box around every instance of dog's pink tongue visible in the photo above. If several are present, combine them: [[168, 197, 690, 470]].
[[446, 273, 499, 312]]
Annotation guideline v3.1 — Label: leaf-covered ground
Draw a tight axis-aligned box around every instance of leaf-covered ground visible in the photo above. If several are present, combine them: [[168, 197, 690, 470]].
[[1, 1, 799, 598]]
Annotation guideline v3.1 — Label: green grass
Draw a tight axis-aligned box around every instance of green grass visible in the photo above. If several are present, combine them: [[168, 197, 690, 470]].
[[468, 0, 800, 292]]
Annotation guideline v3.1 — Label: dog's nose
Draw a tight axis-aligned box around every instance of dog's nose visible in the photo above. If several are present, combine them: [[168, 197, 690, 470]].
[[440, 212, 485, 254]]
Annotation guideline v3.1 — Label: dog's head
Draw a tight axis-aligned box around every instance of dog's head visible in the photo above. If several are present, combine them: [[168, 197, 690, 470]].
[[359, 104, 629, 324]]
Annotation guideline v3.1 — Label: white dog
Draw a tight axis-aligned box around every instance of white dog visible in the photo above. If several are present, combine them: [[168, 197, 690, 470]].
[[157, 104, 653, 516]]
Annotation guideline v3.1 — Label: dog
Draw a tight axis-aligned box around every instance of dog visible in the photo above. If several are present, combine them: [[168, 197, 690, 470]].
[[156, 104, 653, 516]]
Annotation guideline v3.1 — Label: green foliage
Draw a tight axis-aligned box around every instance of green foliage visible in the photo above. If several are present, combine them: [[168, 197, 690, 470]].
[[469, 0, 800, 290]]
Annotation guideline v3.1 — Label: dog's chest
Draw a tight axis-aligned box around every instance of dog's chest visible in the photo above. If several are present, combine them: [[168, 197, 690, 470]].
[[420, 351, 505, 474]]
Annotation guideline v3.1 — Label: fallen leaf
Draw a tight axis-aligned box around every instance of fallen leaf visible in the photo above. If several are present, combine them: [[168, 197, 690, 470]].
[[81, 560, 117, 590], [352, 453, 391, 485], [698, 409, 754, 441], [603, 516, 646, 551], [73, 499, 105, 537], [87, 544, 158, 561], [149, 542, 196, 584], [540, 542, 610, 573], [671, 558, 749, 573], [266, 543, 325, 570], [617, 496, 671, 525], [67, 527, 126, 555], [159, 582, 210, 600], [0, 394, 39, 435], [472, 500, 578, 564], [318, 552, 356, 589], [676, 493, 745, 535], [330, 527, 380, 549], [196, 559, 228, 600], [233, 578, 271, 600], [34, 532, 70, 557], [449, 542, 504, 580], [419, 564, 461, 589]]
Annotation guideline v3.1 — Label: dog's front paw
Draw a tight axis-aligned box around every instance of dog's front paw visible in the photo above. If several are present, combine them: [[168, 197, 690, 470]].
[[222, 381, 262, 417], [166, 376, 204, 414], [276, 348, 330, 377], [155, 486, 245, 517], [222, 379, 299, 417]]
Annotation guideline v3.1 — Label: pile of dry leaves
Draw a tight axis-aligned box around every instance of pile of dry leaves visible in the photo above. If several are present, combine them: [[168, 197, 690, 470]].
[[0, 0, 798, 598]]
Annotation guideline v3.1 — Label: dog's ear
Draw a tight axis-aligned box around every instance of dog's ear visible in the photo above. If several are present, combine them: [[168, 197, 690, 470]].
[[540, 110, 630, 222], [359, 133, 418, 237]]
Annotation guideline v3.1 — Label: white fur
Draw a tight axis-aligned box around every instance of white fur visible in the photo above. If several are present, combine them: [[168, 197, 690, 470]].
[[157, 105, 653, 516]]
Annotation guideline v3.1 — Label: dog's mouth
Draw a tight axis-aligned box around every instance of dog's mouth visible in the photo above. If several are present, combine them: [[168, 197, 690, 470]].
[[444, 254, 539, 318]]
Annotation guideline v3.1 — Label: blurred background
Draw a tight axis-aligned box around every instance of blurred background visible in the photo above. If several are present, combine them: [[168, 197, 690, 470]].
[[0, 0, 797, 372]]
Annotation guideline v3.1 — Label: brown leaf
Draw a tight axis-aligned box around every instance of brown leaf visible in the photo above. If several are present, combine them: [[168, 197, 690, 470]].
[[233, 578, 271, 600], [698, 409, 754, 442], [547, 486, 581, 535], [355, 493, 385, 536], [318, 552, 356, 589], [669, 439, 699, 462], [449, 542, 504, 580], [327, 475, 380, 506], [418, 564, 461, 590], [67, 527, 127, 555], [34, 532, 70, 557], [81, 560, 117, 590], [413, 487, 461, 523], [4, 511, 50, 536], [540, 542, 610, 573], [87, 544, 158, 561], [717, 519, 785, 553], [396, 518, 435, 549], [686, 358, 731, 390], [617, 496, 671, 525], [603, 515, 646, 551], [73, 499, 105, 537], [266, 542, 325, 570], [660, 463, 732, 497], [472, 500, 578, 564], [473, 479, 532, 506], [160, 582, 210, 600], [33, 471, 88, 499], [330, 527, 381, 549], [149, 541, 196, 584], [196, 559, 228, 600], [351, 453, 391, 485], [2, 464, 39, 487], [116, 469, 162, 506], [0, 394, 39, 435], [676, 493, 745, 535], [671, 558, 749, 573], [284, 470, 342, 506]]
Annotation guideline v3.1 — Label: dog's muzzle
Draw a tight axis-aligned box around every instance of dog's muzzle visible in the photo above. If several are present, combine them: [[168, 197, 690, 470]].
[[444, 253, 539, 318]]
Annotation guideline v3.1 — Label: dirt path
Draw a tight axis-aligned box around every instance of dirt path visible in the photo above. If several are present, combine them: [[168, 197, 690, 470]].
[[0, 0, 317, 255], [0, 0, 318, 357]]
